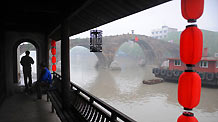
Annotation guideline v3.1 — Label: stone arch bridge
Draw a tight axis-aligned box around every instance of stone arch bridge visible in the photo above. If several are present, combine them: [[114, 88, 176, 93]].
[[69, 34, 179, 68], [21, 34, 179, 68]]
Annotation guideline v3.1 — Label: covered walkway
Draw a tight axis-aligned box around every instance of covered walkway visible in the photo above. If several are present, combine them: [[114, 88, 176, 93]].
[[0, 0, 172, 122]]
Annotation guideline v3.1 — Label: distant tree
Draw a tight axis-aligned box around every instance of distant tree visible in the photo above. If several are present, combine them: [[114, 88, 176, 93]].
[[163, 29, 218, 57]]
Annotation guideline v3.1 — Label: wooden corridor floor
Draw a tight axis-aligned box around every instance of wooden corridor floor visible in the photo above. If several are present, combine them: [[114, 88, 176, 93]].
[[0, 90, 61, 122]]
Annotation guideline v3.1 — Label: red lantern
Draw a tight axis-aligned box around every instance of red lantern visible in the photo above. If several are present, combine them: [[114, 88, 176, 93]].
[[177, 112, 198, 122], [178, 71, 201, 110], [181, 0, 204, 22], [52, 56, 56, 63], [51, 40, 56, 47], [51, 48, 56, 55], [135, 36, 139, 42], [180, 25, 203, 65], [52, 64, 56, 71]]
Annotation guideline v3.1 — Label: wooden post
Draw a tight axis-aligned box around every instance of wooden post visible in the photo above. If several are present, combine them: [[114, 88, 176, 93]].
[[61, 20, 70, 110]]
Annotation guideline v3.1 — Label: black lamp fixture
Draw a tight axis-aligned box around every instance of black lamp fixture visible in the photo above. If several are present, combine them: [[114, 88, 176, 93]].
[[90, 30, 102, 52]]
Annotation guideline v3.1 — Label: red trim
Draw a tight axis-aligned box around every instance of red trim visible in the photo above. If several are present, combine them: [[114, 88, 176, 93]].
[[168, 58, 218, 61]]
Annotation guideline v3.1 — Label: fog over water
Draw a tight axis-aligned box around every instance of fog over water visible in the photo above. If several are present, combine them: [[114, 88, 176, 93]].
[[69, 47, 218, 122]]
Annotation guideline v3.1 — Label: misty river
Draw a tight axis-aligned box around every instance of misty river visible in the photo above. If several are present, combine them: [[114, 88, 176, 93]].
[[69, 50, 218, 122]]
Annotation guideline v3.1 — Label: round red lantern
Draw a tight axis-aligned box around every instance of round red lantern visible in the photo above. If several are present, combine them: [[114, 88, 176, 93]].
[[181, 0, 204, 22], [180, 25, 203, 65], [52, 56, 56, 63], [51, 48, 56, 55], [52, 64, 56, 71], [178, 71, 201, 110], [177, 112, 198, 122], [51, 40, 56, 47]]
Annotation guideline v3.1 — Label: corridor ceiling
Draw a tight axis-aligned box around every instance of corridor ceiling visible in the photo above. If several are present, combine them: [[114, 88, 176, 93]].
[[1, 0, 171, 39]]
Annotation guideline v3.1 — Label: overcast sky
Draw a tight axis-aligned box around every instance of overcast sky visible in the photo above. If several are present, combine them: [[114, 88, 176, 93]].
[[71, 0, 218, 39]]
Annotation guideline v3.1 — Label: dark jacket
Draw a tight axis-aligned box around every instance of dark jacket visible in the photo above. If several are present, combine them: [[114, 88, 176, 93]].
[[20, 55, 34, 71]]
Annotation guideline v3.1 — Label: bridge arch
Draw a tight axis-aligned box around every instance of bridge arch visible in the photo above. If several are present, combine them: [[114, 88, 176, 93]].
[[70, 44, 108, 68], [135, 40, 157, 64], [110, 39, 157, 68], [13, 39, 40, 83]]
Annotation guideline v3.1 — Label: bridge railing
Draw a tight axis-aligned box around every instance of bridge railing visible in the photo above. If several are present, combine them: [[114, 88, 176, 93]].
[[53, 72, 136, 122]]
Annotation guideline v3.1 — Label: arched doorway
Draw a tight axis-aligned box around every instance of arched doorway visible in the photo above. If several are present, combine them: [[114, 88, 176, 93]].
[[13, 39, 39, 84], [18, 42, 37, 85]]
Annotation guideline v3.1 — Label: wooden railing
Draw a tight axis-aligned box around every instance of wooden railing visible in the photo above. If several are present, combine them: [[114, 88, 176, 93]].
[[53, 72, 136, 122]]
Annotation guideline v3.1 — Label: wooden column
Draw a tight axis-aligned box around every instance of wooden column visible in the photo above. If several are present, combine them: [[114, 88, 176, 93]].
[[61, 20, 70, 109]]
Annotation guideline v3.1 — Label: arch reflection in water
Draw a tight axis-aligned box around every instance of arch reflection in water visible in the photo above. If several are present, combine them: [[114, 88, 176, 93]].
[[88, 69, 120, 98]]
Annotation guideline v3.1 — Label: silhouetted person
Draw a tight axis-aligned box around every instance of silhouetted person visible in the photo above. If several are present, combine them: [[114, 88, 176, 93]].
[[20, 51, 34, 91], [35, 63, 52, 99]]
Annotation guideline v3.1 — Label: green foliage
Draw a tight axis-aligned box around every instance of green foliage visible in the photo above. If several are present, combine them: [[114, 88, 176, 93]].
[[202, 30, 218, 56], [163, 31, 181, 44], [163, 29, 218, 56]]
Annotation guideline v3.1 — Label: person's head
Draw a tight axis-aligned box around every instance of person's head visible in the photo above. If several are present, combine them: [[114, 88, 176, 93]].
[[40, 62, 46, 69], [25, 51, 30, 56]]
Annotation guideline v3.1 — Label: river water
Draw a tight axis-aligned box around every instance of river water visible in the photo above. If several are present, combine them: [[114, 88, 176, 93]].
[[70, 51, 218, 122]]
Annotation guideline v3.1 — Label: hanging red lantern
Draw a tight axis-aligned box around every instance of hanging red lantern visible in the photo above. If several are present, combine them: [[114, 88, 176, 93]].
[[51, 48, 56, 55], [52, 64, 56, 71], [51, 40, 56, 47], [181, 0, 204, 22], [178, 71, 201, 110], [177, 112, 198, 122], [180, 25, 203, 65], [52, 56, 56, 64]]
